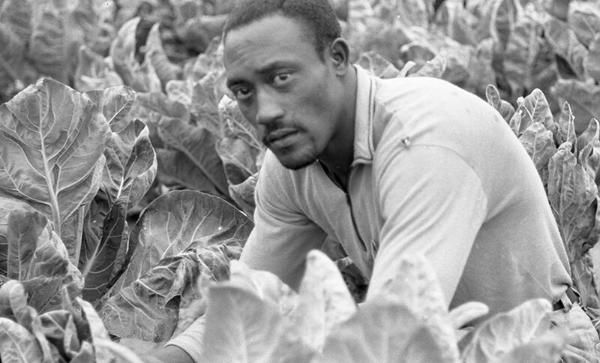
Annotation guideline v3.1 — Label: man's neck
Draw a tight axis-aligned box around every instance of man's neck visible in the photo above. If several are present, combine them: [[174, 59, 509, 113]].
[[318, 66, 358, 190]]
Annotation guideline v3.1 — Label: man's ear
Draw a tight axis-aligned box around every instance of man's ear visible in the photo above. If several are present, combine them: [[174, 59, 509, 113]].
[[329, 38, 350, 74]]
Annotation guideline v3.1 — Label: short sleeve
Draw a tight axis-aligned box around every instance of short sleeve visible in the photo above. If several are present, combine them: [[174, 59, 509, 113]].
[[164, 316, 205, 362], [368, 144, 488, 304]]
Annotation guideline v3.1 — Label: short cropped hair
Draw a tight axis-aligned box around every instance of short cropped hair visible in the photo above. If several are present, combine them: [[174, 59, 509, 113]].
[[223, 0, 342, 60]]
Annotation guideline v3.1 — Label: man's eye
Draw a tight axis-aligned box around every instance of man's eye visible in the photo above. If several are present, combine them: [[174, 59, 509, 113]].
[[233, 87, 252, 100], [272, 72, 291, 86]]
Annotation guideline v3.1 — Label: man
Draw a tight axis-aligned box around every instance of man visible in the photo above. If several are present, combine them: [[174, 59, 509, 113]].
[[156, 0, 597, 362]]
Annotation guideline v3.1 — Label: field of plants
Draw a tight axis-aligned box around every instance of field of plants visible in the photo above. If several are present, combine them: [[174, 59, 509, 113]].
[[1, 0, 600, 361]]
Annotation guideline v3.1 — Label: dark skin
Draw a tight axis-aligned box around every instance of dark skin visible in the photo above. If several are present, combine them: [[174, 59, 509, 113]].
[[148, 14, 358, 363], [223, 13, 357, 188]]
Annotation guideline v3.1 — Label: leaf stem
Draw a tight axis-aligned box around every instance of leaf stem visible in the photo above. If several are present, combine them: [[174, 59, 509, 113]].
[[39, 123, 62, 235], [72, 206, 86, 265]]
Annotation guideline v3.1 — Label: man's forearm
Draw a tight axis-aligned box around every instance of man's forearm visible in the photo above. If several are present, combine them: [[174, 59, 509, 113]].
[[147, 345, 194, 363]]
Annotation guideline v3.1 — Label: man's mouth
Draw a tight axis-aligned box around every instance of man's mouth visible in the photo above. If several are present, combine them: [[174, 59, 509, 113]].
[[265, 129, 298, 147]]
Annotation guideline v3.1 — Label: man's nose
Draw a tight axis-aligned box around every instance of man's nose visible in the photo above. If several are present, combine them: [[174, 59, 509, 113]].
[[256, 89, 284, 125]]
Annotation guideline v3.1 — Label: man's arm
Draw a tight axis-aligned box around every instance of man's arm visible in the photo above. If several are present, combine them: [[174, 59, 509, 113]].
[[149, 346, 194, 363], [239, 152, 327, 290], [368, 144, 488, 304]]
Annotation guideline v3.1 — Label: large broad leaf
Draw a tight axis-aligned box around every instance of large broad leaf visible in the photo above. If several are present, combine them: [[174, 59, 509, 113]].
[[80, 87, 156, 303], [226, 260, 296, 311], [554, 101, 577, 147], [26, 0, 98, 84], [134, 91, 190, 121], [175, 244, 243, 335], [571, 253, 600, 316], [101, 250, 202, 341], [274, 250, 356, 357], [519, 89, 555, 130], [544, 17, 588, 79], [5, 210, 58, 281], [75, 297, 144, 363], [0, 0, 32, 43], [77, 297, 109, 342], [568, 1, 600, 47], [158, 117, 229, 196], [70, 0, 106, 54], [0, 280, 57, 361], [485, 84, 516, 122], [216, 95, 263, 193], [200, 284, 287, 363], [116, 190, 252, 289], [228, 173, 258, 217], [38, 310, 84, 359], [548, 142, 599, 261], [87, 87, 157, 206], [165, 79, 193, 106], [173, 14, 227, 55], [519, 122, 557, 188], [79, 200, 130, 304], [544, 0, 570, 20], [433, 1, 478, 45], [461, 299, 566, 362], [192, 70, 228, 135], [130, 91, 190, 151], [27, 3, 69, 81], [101, 191, 252, 341], [0, 317, 43, 362], [109, 17, 161, 93], [381, 0, 432, 28], [0, 78, 110, 261], [0, 0, 31, 94], [0, 194, 34, 273], [101, 246, 237, 342], [318, 301, 452, 363], [508, 92, 550, 137], [584, 33, 600, 82], [462, 38, 496, 97], [144, 22, 181, 88], [503, 16, 557, 99], [368, 253, 459, 363], [156, 149, 221, 194], [2, 210, 83, 313], [548, 128, 600, 313], [469, 0, 521, 50], [551, 79, 600, 134], [0, 23, 25, 93]]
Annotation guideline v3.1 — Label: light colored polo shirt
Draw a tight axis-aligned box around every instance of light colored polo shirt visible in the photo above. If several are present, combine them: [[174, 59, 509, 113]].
[[168, 66, 572, 360]]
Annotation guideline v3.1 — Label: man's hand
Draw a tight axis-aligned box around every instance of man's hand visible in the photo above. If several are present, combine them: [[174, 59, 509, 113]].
[[448, 301, 489, 342]]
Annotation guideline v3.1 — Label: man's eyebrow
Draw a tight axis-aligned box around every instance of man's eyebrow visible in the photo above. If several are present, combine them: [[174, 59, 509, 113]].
[[255, 61, 292, 75], [226, 78, 244, 89]]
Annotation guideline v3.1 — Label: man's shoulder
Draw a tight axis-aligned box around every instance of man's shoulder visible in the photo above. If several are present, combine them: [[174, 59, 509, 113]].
[[374, 75, 483, 110], [370, 74, 502, 141]]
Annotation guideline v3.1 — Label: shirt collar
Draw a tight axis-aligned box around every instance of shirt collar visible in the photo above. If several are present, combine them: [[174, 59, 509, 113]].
[[352, 65, 375, 167]]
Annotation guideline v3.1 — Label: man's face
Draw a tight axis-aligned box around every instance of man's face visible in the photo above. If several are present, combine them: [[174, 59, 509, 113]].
[[223, 14, 343, 170]]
